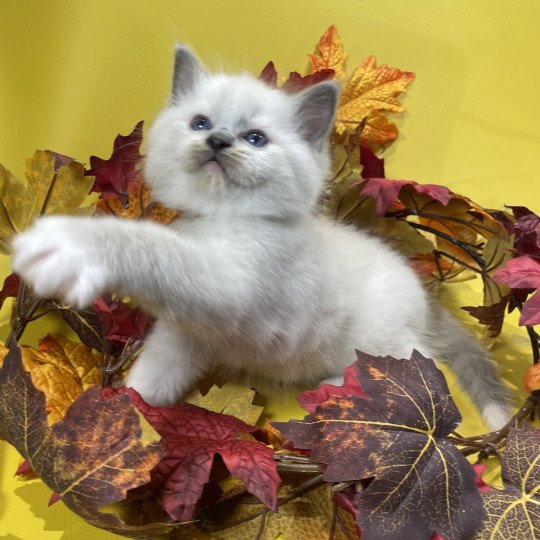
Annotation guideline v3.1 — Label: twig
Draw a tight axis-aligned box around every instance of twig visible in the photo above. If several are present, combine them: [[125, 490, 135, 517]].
[[448, 394, 540, 459], [5, 281, 45, 348], [101, 337, 142, 387]]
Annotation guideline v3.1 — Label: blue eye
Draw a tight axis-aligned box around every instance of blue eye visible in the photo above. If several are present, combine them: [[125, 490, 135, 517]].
[[244, 131, 268, 147], [190, 115, 212, 131]]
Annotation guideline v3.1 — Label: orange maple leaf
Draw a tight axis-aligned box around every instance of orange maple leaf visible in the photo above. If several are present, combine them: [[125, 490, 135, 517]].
[[336, 56, 415, 148], [0, 334, 101, 424], [309, 24, 347, 80], [524, 363, 540, 393], [97, 174, 178, 224]]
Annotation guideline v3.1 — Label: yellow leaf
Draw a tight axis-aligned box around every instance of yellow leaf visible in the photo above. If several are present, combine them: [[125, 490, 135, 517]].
[[195, 481, 354, 540], [184, 383, 264, 426], [0, 151, 95, 253], [308, 24, 347, 80], [0, 334, 101, 424], [336, 56, 414, 146], [97, 174, 178, 224]]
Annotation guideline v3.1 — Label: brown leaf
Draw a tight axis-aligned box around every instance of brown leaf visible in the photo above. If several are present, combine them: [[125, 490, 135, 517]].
[[274, 351, 485, 539], [477, 426, 540, 539], [0, 344, 170, 537], [462, 295, 510, 338], [0, 151, 94, 253]]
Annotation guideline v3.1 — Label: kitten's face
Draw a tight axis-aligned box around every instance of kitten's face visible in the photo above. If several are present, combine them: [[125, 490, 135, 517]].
[[145, 47, 338, 218]]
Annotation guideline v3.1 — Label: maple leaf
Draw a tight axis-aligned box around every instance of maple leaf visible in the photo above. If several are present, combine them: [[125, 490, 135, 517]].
[[477, 426, 540, 539], [96, 174, 178, 224], [462, 294, 511, 338], [199, 481, 355, 540], [524, 363, 540, 393], [493, 256, 540, 326], [93, 294, 152, 351], [309, 24, 347, 80], [274, 351, 485, 540], [105, 387, 280, 522], [355, 177, 453, 216], [511, 206, 540, 259], [0, 272, 20, 310], [87, 121, 144, 201], [282, 69, 335, 92], [360, 145, 385, 179], [0, 333, 101, 424], [0, 151, 94, 253], [0, 345, 168, 536], [47, 299, 105, 352], [409, 252, 455, 278], [259, 61, 278, 86], [184, 383, 264, 426], [335, 55, 414, 148]]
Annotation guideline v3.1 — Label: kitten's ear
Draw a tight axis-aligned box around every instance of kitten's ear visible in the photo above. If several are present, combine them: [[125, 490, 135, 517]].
[[293, 82, 340, 143], [171, 44, 206, 100]]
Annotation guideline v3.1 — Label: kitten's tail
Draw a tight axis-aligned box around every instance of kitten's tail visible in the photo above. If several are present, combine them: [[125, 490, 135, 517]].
[[428, 306, 512, 431]]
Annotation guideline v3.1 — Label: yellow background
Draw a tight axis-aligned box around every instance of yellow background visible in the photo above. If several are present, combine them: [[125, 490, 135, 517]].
[[0, 1, 539, 538]]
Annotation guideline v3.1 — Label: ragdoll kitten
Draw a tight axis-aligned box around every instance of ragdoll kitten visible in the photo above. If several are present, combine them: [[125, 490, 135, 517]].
[[12, 45, 510, 429]]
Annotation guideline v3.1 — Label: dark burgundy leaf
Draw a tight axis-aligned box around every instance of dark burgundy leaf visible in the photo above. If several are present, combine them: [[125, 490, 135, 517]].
[[354, 177, 453, 216], [274, 351, 484, 540], [93, 295, 152, 350], [462, 294, 510, 338], [86, 121, 144, 201], [282, 69, 335, 92], [0, 272, 20, 311], [259, 61, 278, 87], [360, 146, 385, 179]]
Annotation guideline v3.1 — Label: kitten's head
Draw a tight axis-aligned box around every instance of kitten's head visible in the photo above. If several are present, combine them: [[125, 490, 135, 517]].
[[145, 45, 339, 218]]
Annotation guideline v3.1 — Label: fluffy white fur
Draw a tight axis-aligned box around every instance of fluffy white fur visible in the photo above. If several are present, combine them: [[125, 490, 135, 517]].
[[12, 46, 510, 429]]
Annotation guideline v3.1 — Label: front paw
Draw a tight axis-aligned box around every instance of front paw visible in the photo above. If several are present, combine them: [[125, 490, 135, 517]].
[[12, 216, 108, 308]]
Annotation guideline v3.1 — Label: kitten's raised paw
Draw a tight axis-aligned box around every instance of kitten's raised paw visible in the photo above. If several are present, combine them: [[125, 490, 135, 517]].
[[11, 216, 108, 308]]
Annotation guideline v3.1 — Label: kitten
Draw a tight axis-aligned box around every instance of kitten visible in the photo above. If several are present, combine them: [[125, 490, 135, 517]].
[[12, 45, 510, 429]]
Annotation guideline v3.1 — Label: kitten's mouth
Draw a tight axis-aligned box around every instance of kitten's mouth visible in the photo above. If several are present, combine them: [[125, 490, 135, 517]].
[[203, 158, 225, 176]]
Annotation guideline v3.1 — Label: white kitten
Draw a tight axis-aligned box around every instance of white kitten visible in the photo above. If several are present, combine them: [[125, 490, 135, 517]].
[[12, 46, 510, 429]]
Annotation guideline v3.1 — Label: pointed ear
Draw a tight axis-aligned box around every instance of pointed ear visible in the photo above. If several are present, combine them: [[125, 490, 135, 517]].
[[171, 44, 205, 100], [293, 82, 339, 143]]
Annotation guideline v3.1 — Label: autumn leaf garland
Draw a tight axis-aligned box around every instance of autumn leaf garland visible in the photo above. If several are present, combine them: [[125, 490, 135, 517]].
[[0, 23, 539, 540]]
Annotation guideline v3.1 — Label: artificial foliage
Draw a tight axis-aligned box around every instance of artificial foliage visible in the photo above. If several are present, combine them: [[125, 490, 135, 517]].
[[0, 25, 539, 539]]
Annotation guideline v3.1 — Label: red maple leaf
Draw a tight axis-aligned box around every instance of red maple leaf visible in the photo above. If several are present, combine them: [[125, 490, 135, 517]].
[[258, 62, 335, 92], [0, 273, 20, 311], [86, 121, 144, 201], [297, 364, 365, 414], [359, 145, 385, 179], [103, 387, 280, 522], [493, 255, 540, 326], [259, 61, 278, 87], [281, 69, 335, 92], [512, 207, 540, 259], [353, 177, 453, 216], [93, 295, 152, 349]]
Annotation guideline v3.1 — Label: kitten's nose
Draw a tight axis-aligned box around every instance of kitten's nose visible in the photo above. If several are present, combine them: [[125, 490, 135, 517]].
[[206, 130, 234, 152]]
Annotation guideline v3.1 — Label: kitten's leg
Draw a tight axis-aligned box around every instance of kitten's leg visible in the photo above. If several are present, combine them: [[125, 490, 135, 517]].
[[12, 216, 253, 325], [126, 319, 211, 406], [429, 307, 511, 431]]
